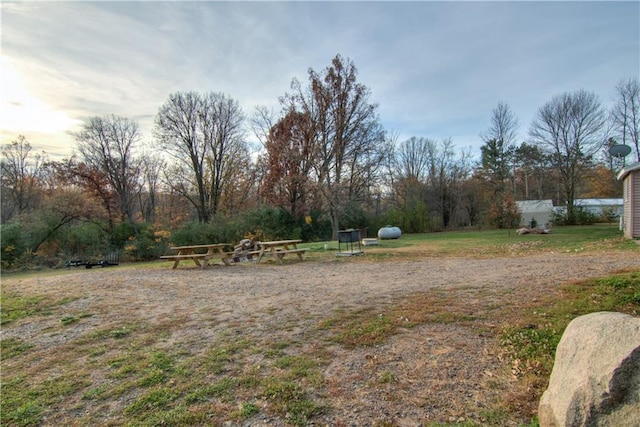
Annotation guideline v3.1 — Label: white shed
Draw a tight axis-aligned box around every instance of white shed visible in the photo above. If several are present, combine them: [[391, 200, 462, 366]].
[[617, 161, 640, 239], [516, 200, 555, 228], [574, 198, 624, 218]]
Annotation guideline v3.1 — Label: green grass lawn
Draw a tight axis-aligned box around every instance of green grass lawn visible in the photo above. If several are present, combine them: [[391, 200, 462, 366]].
[[7, 224, 627, 273], [301, 224, 637, 260]]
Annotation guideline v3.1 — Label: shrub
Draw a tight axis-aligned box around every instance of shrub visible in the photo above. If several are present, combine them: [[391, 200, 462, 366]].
[[1, 222, 30, 269], [59, 223, 109, 259], [488, 196, 521, 229], [552, 206, 598, 226], [170, 221, 229, 246], [164, 208, 332, 249], [300, 210, 332, 242], [122, 224, 172, 261], [241, 207, 298, 241]]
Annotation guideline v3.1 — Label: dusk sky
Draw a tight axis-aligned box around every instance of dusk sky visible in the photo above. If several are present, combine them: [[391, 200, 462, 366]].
[[1, 1, 638, 160]]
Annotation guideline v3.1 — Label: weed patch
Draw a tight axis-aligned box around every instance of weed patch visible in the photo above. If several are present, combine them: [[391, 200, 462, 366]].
[[184, 377, 236, 403], [274, 355, 317, 376], [60, 312, 93, 326], [139, 351, 176, 387], [2, 401, 43, 427], [500, 327, 559, 377], [261, 377, 324, 426], [1, 338, 33, 360], [2, 291, 80, 326], [82, 384, 108, 401], [236, 401, 260, 419], [323, 310, 396, 347], [1, 372, 91, 427], [124, 387, 179, 415], [87, 325, 135, 341]]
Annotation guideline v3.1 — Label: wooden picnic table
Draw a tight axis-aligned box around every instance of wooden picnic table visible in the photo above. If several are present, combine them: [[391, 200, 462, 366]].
[[160, 243, 232, 269], [230, 239, 306, 264], [257, 239, 306, 264]]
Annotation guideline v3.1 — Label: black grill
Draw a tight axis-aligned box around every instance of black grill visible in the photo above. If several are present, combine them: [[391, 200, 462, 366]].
[[338, 229, 362, 254]]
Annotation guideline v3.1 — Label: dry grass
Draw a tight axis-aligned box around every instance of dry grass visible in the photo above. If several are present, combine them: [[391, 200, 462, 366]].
[[2, 226, 638, 426]]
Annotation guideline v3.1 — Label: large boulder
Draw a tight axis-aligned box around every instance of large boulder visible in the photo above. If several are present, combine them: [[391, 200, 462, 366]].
[[539, 311, 640, 427]]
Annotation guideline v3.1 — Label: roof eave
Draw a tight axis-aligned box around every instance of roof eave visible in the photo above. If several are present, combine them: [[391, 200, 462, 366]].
[[617, 161, 640, 181]]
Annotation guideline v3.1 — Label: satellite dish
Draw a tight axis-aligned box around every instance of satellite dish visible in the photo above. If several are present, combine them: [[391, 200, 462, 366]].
[[609, 144, 632, 158]]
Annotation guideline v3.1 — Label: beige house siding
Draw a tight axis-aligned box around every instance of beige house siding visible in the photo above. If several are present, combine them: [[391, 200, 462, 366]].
[[632, 172, 640, 239], [618, 162, 640, 239], [623, 178, 631, 238]]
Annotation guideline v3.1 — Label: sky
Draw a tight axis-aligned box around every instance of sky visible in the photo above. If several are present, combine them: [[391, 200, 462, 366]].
[[1, 1, 639, 160]]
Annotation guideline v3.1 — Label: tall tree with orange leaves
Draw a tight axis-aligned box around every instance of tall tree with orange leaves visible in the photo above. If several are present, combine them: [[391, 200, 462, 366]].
[[259, 110, 316, 218]]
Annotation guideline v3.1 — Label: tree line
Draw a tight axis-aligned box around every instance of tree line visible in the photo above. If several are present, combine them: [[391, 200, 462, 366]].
[[2, 54, 638, 269]]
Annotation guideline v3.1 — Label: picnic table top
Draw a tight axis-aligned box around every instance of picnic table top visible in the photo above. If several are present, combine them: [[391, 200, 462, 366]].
[[169, 243, 231, 250], [258, 239, 302, 246]]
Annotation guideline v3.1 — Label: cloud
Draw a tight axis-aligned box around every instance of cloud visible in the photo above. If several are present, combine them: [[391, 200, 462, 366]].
[[1, 1, 637, 158], [0, 56, 80, 134]]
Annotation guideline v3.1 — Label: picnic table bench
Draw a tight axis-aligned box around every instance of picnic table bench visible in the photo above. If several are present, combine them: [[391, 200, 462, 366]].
[[160, 243, 231, 269]]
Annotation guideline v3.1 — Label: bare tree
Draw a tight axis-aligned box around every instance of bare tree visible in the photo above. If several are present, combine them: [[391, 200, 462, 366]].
[[250, 105, 277, 147], [482, 102, 520, 145], [529, 90, 607, 223], [1, 135, 46, 222], [155, 91, 248, 222], [138, 151, 165, 223], [390, 136, 473, 230], [447, 146, 475, 227], [425, 138, 468, 229], [155, 92, 205, 220], [283, 54, 388, 238], [73, 115, 142, 233], [611, 77, 640, 162], [200, 92, 247, 216], [396, 136, 435, 182], [390, 137, 435, 230]]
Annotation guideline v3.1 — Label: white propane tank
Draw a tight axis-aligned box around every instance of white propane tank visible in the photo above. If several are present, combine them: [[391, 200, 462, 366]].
[[377, 226, 401, 239]]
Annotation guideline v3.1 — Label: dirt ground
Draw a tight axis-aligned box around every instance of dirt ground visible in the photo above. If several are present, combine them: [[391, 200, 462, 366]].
[[2, 250, 639, 425]]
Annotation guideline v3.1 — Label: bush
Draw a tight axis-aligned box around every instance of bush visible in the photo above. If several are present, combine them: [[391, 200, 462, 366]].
[[122, 224, 172, 261], [169, 208, 333, 247], [600, 207, 619, 224], [552, 206, 598, 226], [376, 205, 443, 234], [1, 222, 30, 269], [574, 208, 598, 225], [241, 207, 298, 241], [339, 203, 369, 231], [111, 222, 137, 248], [301, 210, 332, 242], [170, 221, 228, 247], [2, 220, 115, 270], [488, 196, 521, 229], [59, 223, 109, 259], [403, 200, 430, 233]]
